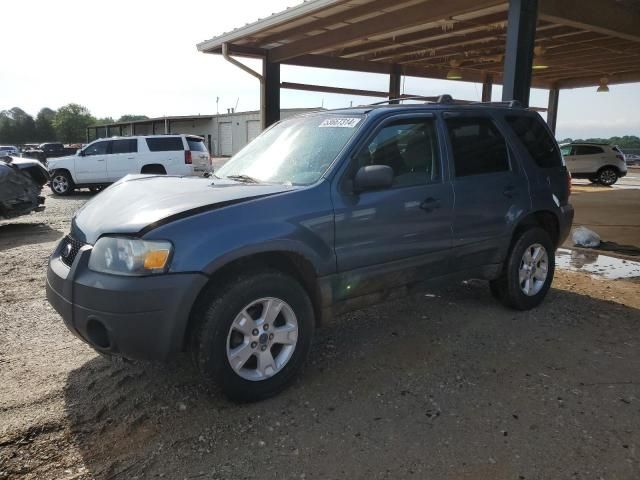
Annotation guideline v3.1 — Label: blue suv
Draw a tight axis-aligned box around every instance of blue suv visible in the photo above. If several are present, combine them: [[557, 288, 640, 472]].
[[47, 100, 574, 401]]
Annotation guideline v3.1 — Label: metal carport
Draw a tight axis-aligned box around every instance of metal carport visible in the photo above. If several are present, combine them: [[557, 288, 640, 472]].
[[197, 0, 640, 132]]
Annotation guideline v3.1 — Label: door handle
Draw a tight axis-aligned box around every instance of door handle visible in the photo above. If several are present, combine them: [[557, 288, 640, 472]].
[[420, 197, 441, 212], [503, 185, 517, 198], [97, 159, 105, 162]]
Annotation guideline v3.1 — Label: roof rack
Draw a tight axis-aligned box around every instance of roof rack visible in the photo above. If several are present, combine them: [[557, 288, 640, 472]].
[[366, 94, 458, 106]]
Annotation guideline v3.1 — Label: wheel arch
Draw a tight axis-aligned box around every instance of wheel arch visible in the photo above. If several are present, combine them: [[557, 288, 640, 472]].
[[140, 164, 167, 174], [184, 249, 323, 351], [511, 210, 560, 248]]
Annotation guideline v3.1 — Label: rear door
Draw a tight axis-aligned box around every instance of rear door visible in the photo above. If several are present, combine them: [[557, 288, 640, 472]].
[[75, 140, 109, 183], [573, 145, 604, 173], [106, 138, 138, 181], [186, 136, 211, 174], [444, 113, 529, 270]]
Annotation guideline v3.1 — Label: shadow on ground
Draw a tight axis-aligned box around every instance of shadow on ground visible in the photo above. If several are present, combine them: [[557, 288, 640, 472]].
[[0, 223, 62, 252], [61, 282, 640, 479]]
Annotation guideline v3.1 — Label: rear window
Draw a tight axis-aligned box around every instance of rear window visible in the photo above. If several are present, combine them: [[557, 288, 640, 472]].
[[111, 139, 138, 154], [446, 116, 510, 177], [505, 114, 562, 168], [146, 137, 184, 152], [187, 137, 207, 152]]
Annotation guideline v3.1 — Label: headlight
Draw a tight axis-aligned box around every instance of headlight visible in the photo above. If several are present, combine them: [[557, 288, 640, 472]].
[[88, 237, 172, 276]]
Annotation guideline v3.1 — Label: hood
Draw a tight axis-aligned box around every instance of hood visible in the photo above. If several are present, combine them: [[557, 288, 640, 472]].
[[47, 155, 75, 166], [72, 175, 295, 244]]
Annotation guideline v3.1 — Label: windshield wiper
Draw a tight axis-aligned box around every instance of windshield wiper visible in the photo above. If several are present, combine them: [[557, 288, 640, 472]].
[[226, 174, 260, 184]]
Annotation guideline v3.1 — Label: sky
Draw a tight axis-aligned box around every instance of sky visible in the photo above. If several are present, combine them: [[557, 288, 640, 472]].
[[1, 0, 639, 140]]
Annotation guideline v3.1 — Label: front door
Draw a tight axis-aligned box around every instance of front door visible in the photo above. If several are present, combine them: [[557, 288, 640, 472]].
[[75, 140, 109, 183], [444, 114, 530, 270], [332, 115, 454, 301]]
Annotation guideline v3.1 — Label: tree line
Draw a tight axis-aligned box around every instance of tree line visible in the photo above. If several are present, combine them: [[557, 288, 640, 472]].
[[558, 136, 640, 149], [0, 104, 148, 145]]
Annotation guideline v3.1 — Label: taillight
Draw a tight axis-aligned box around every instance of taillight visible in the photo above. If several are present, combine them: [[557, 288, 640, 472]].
[[184, 150, 192, 164], [616, 154, 625, 161], [567, 170, 572, 196]]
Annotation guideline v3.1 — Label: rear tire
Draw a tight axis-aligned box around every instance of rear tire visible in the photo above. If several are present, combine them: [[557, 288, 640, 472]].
[[490, 227, 555, 311], [597, 167, 618, 186], [50, 171, 74, 196], [191, 270, 314, 402]]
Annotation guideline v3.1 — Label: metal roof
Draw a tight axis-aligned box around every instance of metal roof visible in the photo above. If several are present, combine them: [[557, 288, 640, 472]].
[[198, 0, 640, 89]]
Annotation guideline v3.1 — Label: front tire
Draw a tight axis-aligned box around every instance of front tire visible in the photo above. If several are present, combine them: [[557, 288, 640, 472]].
[[192, 270, 314, 402], [490, 227, 555, 311], [597, 167, 618, 186], [50, 171, 74, 196]]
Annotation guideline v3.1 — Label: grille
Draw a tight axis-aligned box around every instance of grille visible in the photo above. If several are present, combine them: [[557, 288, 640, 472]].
[[59, 235, 85, 267]]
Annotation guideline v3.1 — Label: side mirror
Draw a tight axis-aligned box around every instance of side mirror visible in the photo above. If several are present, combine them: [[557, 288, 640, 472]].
[[77, 149, 84, 156], [353, 165, 394, 192]]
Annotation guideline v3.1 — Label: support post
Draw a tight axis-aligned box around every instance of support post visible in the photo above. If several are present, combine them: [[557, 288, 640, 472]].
[[106, 126, 111, 137], [86, 127, 90, 143], [547, 86, 559, 135], [164, 119, 168, 134], [262, 59, 280, 129], [502, 0, 538, 106], [389, 64, 401, 103], [119, 125, 123, 136], [482, 74, 493, 102]]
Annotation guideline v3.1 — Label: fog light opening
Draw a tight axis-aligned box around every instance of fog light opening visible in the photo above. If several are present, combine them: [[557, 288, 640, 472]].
[[86, 319, 111, 349]]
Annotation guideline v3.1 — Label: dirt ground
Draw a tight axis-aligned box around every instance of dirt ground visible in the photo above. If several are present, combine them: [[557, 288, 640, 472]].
[[567, 169, 640, 255], [1, 188, 639, 480]]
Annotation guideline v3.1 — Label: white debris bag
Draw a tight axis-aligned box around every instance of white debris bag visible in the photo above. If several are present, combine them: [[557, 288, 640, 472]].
[[572, 226, 601, 248]]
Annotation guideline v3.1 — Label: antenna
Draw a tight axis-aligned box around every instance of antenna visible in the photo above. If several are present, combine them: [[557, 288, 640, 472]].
[[216, 97, 219, 115], [235, 97, 240, 111]]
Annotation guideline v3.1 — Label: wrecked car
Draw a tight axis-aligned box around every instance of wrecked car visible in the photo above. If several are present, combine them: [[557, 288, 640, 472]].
[[47, 101, 573, 401], [0, 156, 49, 219]]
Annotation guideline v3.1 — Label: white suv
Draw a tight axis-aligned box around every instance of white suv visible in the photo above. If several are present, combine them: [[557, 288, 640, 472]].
[[0, 145, 19, 157], [47, 135, 211, 195], [560, 142, 627, 186]]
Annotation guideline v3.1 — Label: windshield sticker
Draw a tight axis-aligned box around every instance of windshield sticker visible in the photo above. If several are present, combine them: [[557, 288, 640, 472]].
[[319, 117, 361, 128]]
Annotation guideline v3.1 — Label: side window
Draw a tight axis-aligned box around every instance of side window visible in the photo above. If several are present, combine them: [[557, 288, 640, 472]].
[[355, 118, 440, 187], [83, 141, 109, 156], [576, 145, 604, 155], [446, 116, 509, 177], [559, 145, 572, 156], [505, 114, 562, 168], [111, 139, 138, 154], [146, 137, 184, 152]]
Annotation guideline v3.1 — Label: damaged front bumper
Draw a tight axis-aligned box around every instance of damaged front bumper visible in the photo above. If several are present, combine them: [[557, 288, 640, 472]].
[[0, 156, 49, 219]]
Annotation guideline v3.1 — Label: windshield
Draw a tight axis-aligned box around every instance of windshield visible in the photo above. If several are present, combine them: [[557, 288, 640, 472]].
[[217, 114, 363, 185]]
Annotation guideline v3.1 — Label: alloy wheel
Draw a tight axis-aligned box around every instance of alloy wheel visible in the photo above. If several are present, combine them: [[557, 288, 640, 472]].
[[518, 243, 549, 296], [226, 297, 299, 381]]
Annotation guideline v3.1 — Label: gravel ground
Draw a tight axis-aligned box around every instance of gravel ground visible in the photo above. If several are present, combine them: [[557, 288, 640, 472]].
[[0, 188, 639, 480]]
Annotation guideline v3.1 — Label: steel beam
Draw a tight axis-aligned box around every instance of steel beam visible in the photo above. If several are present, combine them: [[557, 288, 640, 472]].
[[547, 87, 559, 134], [262, 60, 281, 128], [389, 65, 402, 103], [482, 75, 493, 102], [502, 0, 538, 106]]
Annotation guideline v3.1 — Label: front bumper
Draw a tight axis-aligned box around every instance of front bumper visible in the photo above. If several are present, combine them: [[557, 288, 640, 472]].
[[46, 239, 208, 360]]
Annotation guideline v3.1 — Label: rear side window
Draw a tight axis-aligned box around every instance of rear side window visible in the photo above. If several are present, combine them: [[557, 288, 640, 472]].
[[506, 115, 562, 168], [446, 116, 509, 177], [187, 137, 207, 152], [559, 145, 572, 156], [111, 139, 138, 154], [575, 145, 604, 155], [146, 137, 184, 152]]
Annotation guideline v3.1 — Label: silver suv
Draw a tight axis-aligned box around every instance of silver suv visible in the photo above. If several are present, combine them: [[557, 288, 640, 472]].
[[560, 142, 627, 186]]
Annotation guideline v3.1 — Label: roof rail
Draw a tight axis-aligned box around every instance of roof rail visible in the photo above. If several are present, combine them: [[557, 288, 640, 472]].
[[365, 94, 458, 106], [470, 100, 523, 108]]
